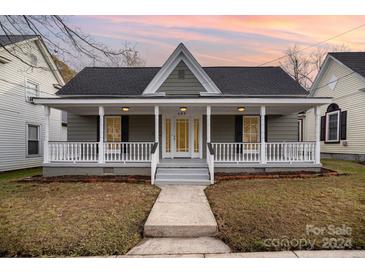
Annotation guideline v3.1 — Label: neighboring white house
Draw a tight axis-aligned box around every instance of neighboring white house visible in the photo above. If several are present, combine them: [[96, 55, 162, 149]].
[[0, 35, 67, 172], [34, 43, 331, 185], [302, 52, 365, 161]]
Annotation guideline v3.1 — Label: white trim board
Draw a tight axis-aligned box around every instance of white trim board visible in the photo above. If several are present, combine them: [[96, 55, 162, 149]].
[[34, 97, 332, 106]]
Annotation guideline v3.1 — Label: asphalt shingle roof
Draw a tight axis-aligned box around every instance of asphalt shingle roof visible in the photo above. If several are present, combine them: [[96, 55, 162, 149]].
[[0, 35, 38, 47], [329, 52, 365, 79], [56, 65, 308, 97]]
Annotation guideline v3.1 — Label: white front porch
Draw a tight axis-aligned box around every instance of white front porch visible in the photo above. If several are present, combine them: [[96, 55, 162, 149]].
[[38, 98, 327, 184]]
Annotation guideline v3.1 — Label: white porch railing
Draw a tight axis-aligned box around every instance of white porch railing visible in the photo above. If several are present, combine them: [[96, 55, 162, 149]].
[[211, 142, 316, 163], [266, 142, 315, 163], [48, 141, 154, 163], [104, 142, 154, 162], [49, 142, 99, 162], [212, 143, 261, 163]]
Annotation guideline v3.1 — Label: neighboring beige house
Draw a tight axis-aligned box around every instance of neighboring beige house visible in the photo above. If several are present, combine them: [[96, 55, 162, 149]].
[[34, 43, 331, 185], [0, 35, 67, 172], [302, 52, 365, 161]]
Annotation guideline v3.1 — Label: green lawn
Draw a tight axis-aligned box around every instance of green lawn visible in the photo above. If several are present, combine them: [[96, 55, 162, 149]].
[[206, 160, 365, 252], [0, 175, 159, 257], [0, 167, 42, 183]]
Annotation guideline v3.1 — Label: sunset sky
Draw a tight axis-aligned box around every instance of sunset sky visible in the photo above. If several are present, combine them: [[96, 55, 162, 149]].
[[70, 16, 365, 67]]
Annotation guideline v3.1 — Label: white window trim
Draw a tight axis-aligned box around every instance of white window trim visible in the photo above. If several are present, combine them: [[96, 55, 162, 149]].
[[325, 110, 340, 143], [242, 116, 260, 143], [25, 79, 40, 103], [26, 123, 42, 157]]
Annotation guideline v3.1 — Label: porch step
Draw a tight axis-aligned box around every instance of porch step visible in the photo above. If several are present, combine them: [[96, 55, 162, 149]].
[[155, 167, 211, 186]]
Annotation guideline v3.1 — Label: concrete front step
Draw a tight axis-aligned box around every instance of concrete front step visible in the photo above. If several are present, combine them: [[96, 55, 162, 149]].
[[155, 167, 210, 185], [127, 237, 230, 255], [155, 179, 211, 186]]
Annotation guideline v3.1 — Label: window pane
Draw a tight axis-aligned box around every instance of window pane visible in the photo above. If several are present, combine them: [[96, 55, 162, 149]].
[[28, 125, 39, 140], [165, 119, 171, 153], [243, 116, 260, 143], [105, 116, 121, 142], [194, 119, 199, 153], [28, 141, 39, 155], [26, 82, 38, 99], [328, 113, 338, 141]]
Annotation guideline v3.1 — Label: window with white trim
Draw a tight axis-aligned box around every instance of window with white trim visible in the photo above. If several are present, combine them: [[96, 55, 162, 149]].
[[27, 124, 40, 156], [326, 110, 340, 142], [243, 116, 260, 143], [25, 81, 39, 102], [328, 74, 338, 90]]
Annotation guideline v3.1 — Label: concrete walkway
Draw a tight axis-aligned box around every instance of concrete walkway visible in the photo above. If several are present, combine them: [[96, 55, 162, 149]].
[[128, 185, 231, 255], [143, 185, 219, 238], [123, 250, 365, 258]]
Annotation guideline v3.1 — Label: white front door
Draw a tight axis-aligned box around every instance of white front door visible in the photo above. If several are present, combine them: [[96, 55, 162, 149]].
[[162, 114, 202, 159]]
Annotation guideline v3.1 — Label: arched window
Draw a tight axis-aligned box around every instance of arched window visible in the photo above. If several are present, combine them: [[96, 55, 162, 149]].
[[325, 104, 341, 143], [327, 103, 340, 113]]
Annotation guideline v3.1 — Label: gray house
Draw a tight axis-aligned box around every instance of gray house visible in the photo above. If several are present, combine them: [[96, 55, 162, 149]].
[[34, 43, 331, 185]]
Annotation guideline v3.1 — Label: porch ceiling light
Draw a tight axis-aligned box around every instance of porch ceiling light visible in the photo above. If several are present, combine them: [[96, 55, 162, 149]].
[[180, 106, 187, 112], [237, 107, 245, 112], [122, 106, 130, 112]]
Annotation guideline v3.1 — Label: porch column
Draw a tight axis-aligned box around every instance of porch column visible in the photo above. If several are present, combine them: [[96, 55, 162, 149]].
[[315, 106, 321, 164], [154, 106, 159, 143], [260, 106, 266, 164], [206, 105, 211, 143], [98, 106, 104, 164], [43, 106, 50, 163]]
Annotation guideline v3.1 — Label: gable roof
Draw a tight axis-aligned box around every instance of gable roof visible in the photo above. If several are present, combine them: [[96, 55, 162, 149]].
[[56, 66, 308, 97], [328, 52, 365, 78], [143, 43, 221, 95], [0, 35, 64, 85], [0, 35, 38, 46]]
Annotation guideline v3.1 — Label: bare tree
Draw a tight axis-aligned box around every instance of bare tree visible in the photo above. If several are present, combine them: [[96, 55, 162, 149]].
[[0, 15, 144, 71], [280, 45, 314, 89], [281, 43, 351, 89]]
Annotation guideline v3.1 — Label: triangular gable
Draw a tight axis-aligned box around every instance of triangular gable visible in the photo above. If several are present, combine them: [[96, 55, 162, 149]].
[[143, 43, 221, 95], [310, 54, 365, 97]]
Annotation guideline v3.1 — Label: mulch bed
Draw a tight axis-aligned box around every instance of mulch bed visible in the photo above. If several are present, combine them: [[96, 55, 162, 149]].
[[15, 175, 151, 184], [15, 168, 340, 184], [215, 167, 340, 183]]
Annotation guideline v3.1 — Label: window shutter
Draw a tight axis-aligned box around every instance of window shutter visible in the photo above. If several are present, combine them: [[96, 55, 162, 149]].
[[96, 116, 100, 142], [235, 116, 243, 142], [121, 116, 129, 142], [340, 111, 347, 140], [265, 115, 268, 142], [320, 116, 326, 141]]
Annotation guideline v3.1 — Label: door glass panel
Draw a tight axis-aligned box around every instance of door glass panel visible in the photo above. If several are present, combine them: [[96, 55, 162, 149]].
[[176, 118, 189, 153], [105, 116, 121, 142], [194, 118, 199, 153], [165, 118, 171, 153], [243, 116, 260, 143]]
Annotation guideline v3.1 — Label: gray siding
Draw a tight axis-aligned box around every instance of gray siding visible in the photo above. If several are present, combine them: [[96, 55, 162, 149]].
[[211, 115, 235, 142], [67, 114, 155, 142], [129, 115, 154, 142], [211, 114, 298, 143], [267, 114, 298, 142], [67, 114, 97, 141], [158, 60, 206, 95]]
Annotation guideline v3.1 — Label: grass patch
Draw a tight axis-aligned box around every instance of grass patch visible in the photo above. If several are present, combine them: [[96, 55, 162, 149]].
[[206, 160, 365, 252], [0, 180, 159, 257], [0, 167, 42, 183]]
